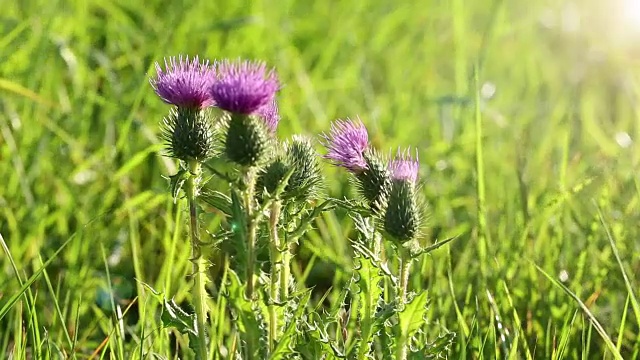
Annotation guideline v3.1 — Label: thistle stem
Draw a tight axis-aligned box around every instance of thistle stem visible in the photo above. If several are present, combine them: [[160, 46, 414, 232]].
[[244, 168, 257, 299], [373, 231, 383, 259], [396, 255, 412, 360], [186, 160, 208, 360], [280, 243, 290, 301], [268, 201, 282, 351]]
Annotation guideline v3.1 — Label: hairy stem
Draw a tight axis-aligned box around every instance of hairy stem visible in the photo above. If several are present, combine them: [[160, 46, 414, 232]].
[[280, 242, 290, 301], [268, 201, 282, 351], [186, 160, 208, 360], [244, 168, 257, 299], [396, 255, 412, 360]]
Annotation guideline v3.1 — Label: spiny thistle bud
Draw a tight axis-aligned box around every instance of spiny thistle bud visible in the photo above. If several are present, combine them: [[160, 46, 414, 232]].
[[149, 55, 215, 109], [285, 135, 322, 201], [257, 136, 322, 201], [160, 107, 215, 162], [258, 153, 289, 195], [224, 113, 272, 167], [355, 149, 392, 212], [322, 118, 391, 212], [384, 149, 422, 244]]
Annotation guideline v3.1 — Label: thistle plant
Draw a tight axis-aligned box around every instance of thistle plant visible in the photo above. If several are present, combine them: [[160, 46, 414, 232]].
[[147, 55, 454, 360], [323, 118, 391, 255], [150, 55, 216, 360], [317, 119, 453, 360], [211, 59, 280, 302], [385, 149, 422, 360]]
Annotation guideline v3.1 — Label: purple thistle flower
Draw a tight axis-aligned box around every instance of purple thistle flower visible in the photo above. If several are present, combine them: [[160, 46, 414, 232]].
[[150, 55, 215, 108], [322, 118, 370, 172], [256, 100, 280, 133], [210, 59, 279, 115], [388, 148, 419, 183]]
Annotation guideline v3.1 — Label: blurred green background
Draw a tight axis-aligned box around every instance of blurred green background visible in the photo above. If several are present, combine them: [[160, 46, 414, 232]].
[[2, 0, 640, 358]]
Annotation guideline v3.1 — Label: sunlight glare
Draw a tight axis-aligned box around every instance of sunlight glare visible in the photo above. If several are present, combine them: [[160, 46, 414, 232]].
[[621, 0, 640, 33]]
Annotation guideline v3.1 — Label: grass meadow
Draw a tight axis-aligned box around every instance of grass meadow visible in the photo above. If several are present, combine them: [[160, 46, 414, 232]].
[[1, 0, 640, 358]]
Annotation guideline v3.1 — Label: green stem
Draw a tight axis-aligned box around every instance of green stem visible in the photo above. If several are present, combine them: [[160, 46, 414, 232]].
[[396, 255, 412, 360], [268, 201, 282, 351], [373, 231, 383, 260], [244, 168, 257, 299], [186, 160, 208, 360], [280, 241, 290, 301]]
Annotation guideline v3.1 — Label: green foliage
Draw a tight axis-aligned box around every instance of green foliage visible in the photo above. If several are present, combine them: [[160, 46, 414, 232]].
[[2, 0, 640, 359], [142, 282, 207, 357]]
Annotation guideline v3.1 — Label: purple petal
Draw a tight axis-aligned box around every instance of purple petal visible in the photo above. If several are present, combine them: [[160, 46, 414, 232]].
[[322, 117, 369, 172], [149, 55, 215, 108], [210, 59, 280, 115], [256, 100, 280, 133], [388, 148, 419, 183]]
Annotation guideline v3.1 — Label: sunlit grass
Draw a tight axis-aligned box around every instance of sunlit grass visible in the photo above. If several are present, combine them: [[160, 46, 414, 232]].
[[1, 0, 639, 358]]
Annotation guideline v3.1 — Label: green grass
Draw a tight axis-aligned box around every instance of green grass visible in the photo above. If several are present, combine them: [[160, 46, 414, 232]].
[[2, 0, 640, 358]]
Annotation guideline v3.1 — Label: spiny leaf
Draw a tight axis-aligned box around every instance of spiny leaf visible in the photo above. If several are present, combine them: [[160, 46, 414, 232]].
[[296, 309, 347, 359], [333, 197, 372, 217], [139, 282, 207, 357], [348, 252, 385, 360], [269, 290, 312, 359], [225, 270, 269, 359], [287, 199, 335, 240], [166, 168, 189, 202], [406, 236, 458, 258], [199, 189, 233, 215], [160, 298, 197, 336], [351, 212, 376, 242], [398, 290, 429, 341], [409, 331, 456, 359]]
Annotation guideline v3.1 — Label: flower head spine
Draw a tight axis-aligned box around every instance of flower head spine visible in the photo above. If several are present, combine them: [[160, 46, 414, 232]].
[[150, 55, 215, 108], [322, 117, 370, 172]]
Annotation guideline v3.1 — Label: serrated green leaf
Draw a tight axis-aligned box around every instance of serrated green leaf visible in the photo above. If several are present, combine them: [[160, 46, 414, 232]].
[[160, 298, 197, 335], [408, 236, 458, 258], [287, 199, 335, 240], [167, 168, 189, 202], [269, 290, 312, 359], [226, 270, 268, 359], [409, 331, 456, 359], [138, 281, 207, 356], [199, 189, 233, 215], [398, 290, 429, 340], [349, 253, 385, 360]]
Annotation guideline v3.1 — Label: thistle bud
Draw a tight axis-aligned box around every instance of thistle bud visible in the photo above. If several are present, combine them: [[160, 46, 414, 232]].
[[322, 117, 390, 212], [224, 113, 272, 167], [383, 149, 422, 244], [160, 107, 215, 162], [285, 135, 322, 201], [257, 136, 322, 201], [355, 149, 392, 212], [258, 154, 289, 195]]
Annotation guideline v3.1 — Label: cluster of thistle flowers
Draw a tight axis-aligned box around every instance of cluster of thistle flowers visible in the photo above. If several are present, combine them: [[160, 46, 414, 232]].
[[149, 54, 427, 358], [151, 52, 423, 253], [324, 120, 423, 249], [150, 56, 281, 166], [150, 55, 423, 249]]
